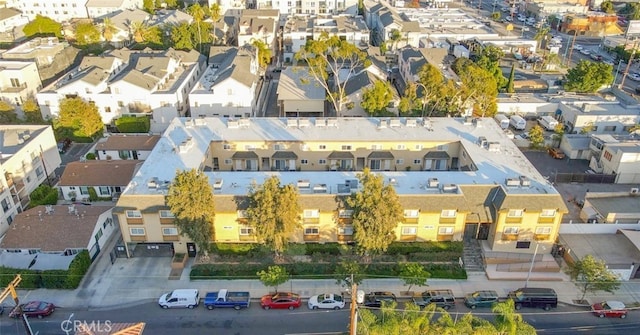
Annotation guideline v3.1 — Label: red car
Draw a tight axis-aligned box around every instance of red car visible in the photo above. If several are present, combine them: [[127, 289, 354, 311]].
[[9, 301, 55, 319], [591, 301, 628, 318], [260, 292, 302, 310]]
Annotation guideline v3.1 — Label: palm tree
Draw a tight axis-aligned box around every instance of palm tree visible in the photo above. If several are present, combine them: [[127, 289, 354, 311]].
[[129, 21, 149, 43], [251, 38, 272, 74], [188, 3, 206, 53], [102, 17, 117, 42], [210, 3, 221, 45]]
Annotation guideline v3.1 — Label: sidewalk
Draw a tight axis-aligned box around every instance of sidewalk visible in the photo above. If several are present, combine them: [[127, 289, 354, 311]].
[[17, 255, 640, 311]]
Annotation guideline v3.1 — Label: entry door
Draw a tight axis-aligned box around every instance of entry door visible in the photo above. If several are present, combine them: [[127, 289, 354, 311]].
[[463, 224, 478, 241], [187, 243, 197, 257]]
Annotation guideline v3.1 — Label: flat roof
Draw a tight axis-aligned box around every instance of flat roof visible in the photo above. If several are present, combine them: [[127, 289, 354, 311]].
[[588, 195, 640, 217], [123, 117, 559, 197], [560, 233, 640, 265]]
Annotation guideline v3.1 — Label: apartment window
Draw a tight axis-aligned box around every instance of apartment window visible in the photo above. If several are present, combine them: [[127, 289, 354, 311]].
[[239, 225, 253, 235], [118, 101, 124, 107], [223, 144, 232, 150], [1, 198, 10, 212], [413, 159, 421, 164], [404, 209, 419, 218], [319, 159, 327, 164], [396, 144, 406, 150], [503, 227, 519, 235], [535, 227, 552, 235], [341, 145, 352, 150], [402, 226, 417, 235], [274, 144, 285, 150], [304, 227, 319, 235], [245, 145, 256, 150], [441, 210, 456, 218], [603, 151, 613, 161], [105, 107, 111, 113], [414, 144, 423, 150], [126, 210, 142, 218], [338, 225, 353, 235], [318, 144, 326, 150], [162, 228, 178, 236], [371, 144, 382, 150], [224, 159, 232, 165], [508, 209, 523, 217], [603, 125, 616, 132], [98, 186, 110, 195], [129, 227, 145, 235], [303, 209, 319, 218], [159, 210, 175, 218], [438, 226, 454, 235], [396, 159, 404, 164], [94, 229, 103, 241], [79, 186, 90, 195], [35, 166, 44, 178], [10, 78, 20, 87], [301, 159, 308, 165], [540, 209, 556, 217], [436, 144, 448, 151], [338, 209, 353, 218]]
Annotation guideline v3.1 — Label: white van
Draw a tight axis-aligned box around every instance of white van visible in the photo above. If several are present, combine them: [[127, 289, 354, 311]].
[[158, 289, 199, 309], [510, 115, 526, 130], [538, 116, 558, 131], [494, 114, 510, 129]]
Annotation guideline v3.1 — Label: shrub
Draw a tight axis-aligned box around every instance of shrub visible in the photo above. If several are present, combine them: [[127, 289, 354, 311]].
[[210, 243, 255, 255], [305, 243, 341, 255], [88, 187, 98, 201], [408, 251, 461, 262], [65, 251, 91, 288], [40, 270, 68, 289], [0, 251, 91, 289], [115, 116, 150, 133], [284, 243, 307, 256], [85, 152, 96, 160], [423, 264, 467, 280], [29, 185, 58, 207], [386, 242, 463, 255]]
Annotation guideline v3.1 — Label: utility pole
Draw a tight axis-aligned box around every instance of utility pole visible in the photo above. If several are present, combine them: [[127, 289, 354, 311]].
[[1, 275, 34, 335], [620, 39, 638, 89], [566, 29, 578, 67], [349, 273, 358, 335]]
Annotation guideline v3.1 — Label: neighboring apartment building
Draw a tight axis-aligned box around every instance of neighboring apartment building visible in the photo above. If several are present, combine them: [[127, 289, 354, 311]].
[[37, 48, 206, 129], [86, 0, 142, 19], [0, 125, 62, 238], [585, 135, 640, 184], [95, 134, 160, 161], [0, 60, 42, 105], [1, 37, 66, 68], [14, 0, 89, 21], [0, 7, 29, 33], [189, 46, 259, 118], [365, 1, 421, 48], [114, 117, 567, 258], [282, 14, 369, 62], [236, 9, 279, 54], [255, 0, 357, 15], [59, 160, 142, 201]]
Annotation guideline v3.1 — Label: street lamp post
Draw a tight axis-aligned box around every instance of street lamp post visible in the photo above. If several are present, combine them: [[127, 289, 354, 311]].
[[525, 242, 544, 288]]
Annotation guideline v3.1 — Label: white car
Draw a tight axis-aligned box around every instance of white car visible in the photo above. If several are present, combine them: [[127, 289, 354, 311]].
[[505, 16, 512, 22], [628, 73, 640, 81], [574, 44, 583, 51], [579, 49, 591, 56], [308, 293, 345, 310]]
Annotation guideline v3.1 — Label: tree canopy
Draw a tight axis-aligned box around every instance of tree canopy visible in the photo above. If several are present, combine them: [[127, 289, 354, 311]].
[[167, 169, 216, 258], [74, 22, 101, 46], [347, 168, 404, 255], [565, 254, 621, 300], [399, 263, 430, 292], [171, 23, 194, 50], [601, 1, 615, 14], [360, 79, 394, 115], [528, 125, 545, 149], [0, 101, 17, 124], [295, 32, 370, 116], [257, 265, 289, 292], [564, 60, 613, 93], [245, 176, 301, 257], [251, 39, 272, 72], [23, 15, 63, 38], [56, 97, 104, 138], [22, 99, 44, 124]]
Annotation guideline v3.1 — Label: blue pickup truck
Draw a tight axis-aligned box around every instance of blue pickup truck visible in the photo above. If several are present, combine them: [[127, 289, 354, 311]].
[[204, 289, 251, 310]]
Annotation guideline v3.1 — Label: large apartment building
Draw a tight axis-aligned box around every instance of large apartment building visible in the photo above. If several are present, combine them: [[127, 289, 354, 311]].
[[114, 117, 567, 258]]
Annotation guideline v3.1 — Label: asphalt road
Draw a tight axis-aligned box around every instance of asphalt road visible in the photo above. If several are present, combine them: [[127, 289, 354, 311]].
[[1, 300, 637, 335]]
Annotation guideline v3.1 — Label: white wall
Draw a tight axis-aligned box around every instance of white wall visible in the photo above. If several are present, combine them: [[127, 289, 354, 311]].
[[86, 209, 117, 253]]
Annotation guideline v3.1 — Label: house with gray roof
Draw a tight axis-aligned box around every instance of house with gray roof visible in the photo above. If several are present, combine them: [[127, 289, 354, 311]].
[[365, 1, 420, 48], [236, 9, 279, 56], [276, 67, 326, 117], [189, 46, 260, 118], [101, 8, 151, 48], [343, 70, 399, 117]]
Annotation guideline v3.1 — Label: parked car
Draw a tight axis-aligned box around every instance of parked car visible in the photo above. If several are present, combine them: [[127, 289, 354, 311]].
[[260, 292, 302, 310], [413, 289, 456, 310], [9, 301, 55, 319], [363, 291, 397, 308], [548, 147, 565, 159], [204, 289, 250, 310], [308, 293, 345, 310], [574, 44, 583, 51], [464, 290, 499, 309], [158, 289, 200, 309], [57, 138, 72, 154], [580, 49, 591, 56], [505, 16, 512, 22], [508, 287, 558, 311], [591, 301, 627, 318], [590, 54, 603, 61], [629, 73, 640, 81]]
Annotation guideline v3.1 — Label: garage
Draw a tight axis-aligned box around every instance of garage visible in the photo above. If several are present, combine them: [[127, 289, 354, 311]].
[[128, 242, 174, 257]]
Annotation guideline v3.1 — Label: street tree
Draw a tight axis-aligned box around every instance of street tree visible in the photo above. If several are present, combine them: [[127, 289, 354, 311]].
[[388, 29, 405, 51], [257, 265, 289, 293], [475, 45, 506, 90], [346, 168, 403, 256], [601, 0, 615, 14], [334, 259, 366, 287], [360, 79, 394, 115], [506, 64, 516, 93], [22, 99, 44, 124], [57, 97, 103, 138], [417, 63, 446, 115], [492, 299, 538, 335], [171, 23, 194, 50], [552, 123, 565, 147], [398, 82, 421, 115], [565, 60, 613, 93], [251, 38, 272, 73], [102, 17, 117, 42], [528, 125, 545, 149], [245, 176, 301, 258], [74, 22, 101, 46], [399, 263, 430, 292], [295, 32, 370, 116], [23, 15, 63, 38], [459, 65, 498, 117], [144, 26, 164, 46], [565, 255, 621, 301], [0, 101, 17, 124], [491, 12, 501, 21], [166, 169, 216, 259]]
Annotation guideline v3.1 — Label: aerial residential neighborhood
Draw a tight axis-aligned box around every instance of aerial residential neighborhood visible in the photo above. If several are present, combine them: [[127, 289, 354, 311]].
[[1, 0, 640, 334]]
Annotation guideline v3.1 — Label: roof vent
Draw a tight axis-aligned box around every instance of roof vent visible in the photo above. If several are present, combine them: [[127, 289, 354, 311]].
[[506, 178, 520, 187], [406, 119, 417, 127], [631, 188, 639, 195], [185, 118, 194, 127], [442, 184, 457, 193], [519, 176, 531, 187], [298, 119, 310, 127], [194, 118, 206, 126], [297, 179, 310, 188], [213, 179, 224, 190], [378, 119, 388, 129], [389, 177, 397, 185], [315, 119, 327, 127], [238, 118, 250, 128], [327, 118, 338, 127], [313, 184, 328, 193], [227, 119, 239, 128], [478, 136, 487, 147], [427, 178, 439, 188], [487, 142, 500, 152], [286, 118, 297, 127], [389, 119, 401, 128], [147, 177, 159, 189]]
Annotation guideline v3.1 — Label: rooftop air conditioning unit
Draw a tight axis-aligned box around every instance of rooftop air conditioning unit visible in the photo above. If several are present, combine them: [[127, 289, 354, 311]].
[[406, 119, 417, 127], [506, 178, 520, 187], [631, 188, 639, 195], [442, 184, 457, 193], [287, 118, 298, 127], [520, 176, 531, 187], [427, 178, 439, 188]]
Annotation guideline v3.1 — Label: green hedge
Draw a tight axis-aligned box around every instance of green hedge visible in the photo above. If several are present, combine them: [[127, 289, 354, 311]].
[[386, 242, 464, 255], [211, 243, 344, 256], [115, 116, 150, 133], [305, 243, 341, 255], [29, 185, 58, 208], [0, 251, 92, 289]]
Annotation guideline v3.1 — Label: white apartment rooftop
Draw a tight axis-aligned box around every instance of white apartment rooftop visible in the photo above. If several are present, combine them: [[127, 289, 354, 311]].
[[123, 117, 559, 197]]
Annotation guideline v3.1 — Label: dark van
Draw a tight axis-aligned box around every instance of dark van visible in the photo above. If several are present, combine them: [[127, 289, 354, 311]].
[[508, 287, 557, 311]]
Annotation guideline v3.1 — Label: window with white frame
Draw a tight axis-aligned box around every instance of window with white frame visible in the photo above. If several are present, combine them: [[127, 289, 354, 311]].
[[162, 228, 178, 236], [404, 209, 419, 218], [224, 159, 232, 165], [126, 210, 142, 218], [159, 210, 175, 218], [396, 159, 404, 164], [535, 226, 552, 235], [371, 144, 382, 150], [301, 159, 309, 165], [338, 225, 353, 235], [98, 186, 110, 195], [239, 225, 253, 235], [245, 145, 256, 150], [441, 210, 457, 218], [341, 145, 352, 150], [339, 209, 353, 218], [303, 209, 319, 218], [503, 227, 519, 235], [223, 144, 232, 150], [304, 227, 319, 235], [413, 159, 421, 164], [130, 227, 145, 235], [436, 144, 448, 151], [319, 159, 327, 164], [508, 209, 523, 217], [438, 226, 454, 235], [396, 144, 406, 150], [80, 186, 90, 195], [402, 226, 417, 235], [318, 144, 326, 150], [414, 144, 423, 150], [540, 209, 556, 217], [274, 144, 285, 150]]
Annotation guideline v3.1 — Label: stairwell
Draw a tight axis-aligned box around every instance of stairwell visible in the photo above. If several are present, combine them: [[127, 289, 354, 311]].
[[463, 239, 486, 276]]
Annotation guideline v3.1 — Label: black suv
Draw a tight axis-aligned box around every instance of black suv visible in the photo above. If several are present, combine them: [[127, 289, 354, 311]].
[[363, 291, 397, 308], [413, 289, 456, 310], [464, 290, 499, 309]]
